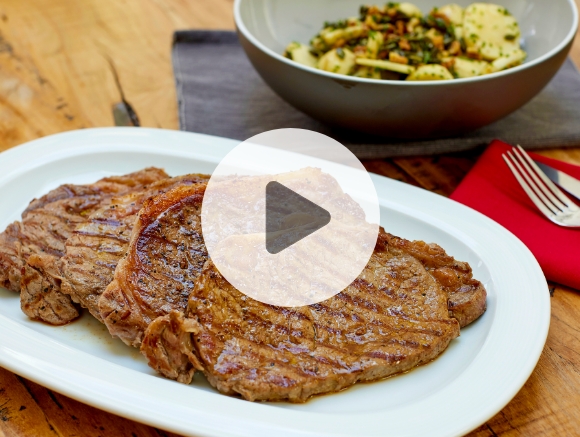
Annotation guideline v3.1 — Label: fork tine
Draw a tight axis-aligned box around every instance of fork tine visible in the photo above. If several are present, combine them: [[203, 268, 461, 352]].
[[516, 145, 579, 211], [506, 151, 561, 215], [503, 153, 558, 219], [512, 147, 568, 212]]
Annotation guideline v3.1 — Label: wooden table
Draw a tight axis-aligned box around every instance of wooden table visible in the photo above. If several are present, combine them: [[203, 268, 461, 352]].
[[0, 1, 579, 435]]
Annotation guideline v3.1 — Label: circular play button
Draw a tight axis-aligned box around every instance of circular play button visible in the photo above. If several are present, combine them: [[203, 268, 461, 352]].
[[265, 180, 331, 255], [201, 129, 380, 307]]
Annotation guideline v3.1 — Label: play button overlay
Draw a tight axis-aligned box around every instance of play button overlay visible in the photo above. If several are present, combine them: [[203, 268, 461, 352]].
[[201, 128, 380, 307], [265, 181, 331, 254]]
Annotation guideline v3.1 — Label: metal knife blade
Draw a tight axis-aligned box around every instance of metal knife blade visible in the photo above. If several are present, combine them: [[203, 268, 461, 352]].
[[534, 160, 580, 201]]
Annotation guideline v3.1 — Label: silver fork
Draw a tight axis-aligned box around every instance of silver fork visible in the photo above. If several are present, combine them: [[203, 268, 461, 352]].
[[502, 146, 580, 228]]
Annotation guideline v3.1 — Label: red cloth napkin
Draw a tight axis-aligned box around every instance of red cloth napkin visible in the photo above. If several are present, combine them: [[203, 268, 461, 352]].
[[450, 140, 580, 289]]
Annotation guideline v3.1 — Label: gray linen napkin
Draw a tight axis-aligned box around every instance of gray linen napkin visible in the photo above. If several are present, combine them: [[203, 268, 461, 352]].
[[173, 30, 580, 159]]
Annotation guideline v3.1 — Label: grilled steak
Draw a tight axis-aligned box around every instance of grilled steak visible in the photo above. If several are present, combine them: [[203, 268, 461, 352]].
[[141, 228, 486, 395], [101, 170, 485, 358], [135, 184, 485, 402], [386, 235, 487, 327], [99, 183, 208, 346], [142, 228, 463, 402], [0, 168, 169, 325], [60, 174, 209, 321], [99, 168, 372, 346], [0, 223, 22, 293]]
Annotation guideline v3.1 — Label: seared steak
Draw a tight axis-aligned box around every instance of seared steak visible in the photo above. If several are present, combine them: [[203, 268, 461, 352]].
[[99, 183, 208, 346], [0, 223, 22, 293], [0, 168, 169, 325], [142, 229, 463, 402], [101, 170, 485, 358], [141, 309, 204, 384], [60, 174, 209, 321], [99, 168, 371, 346], [386, 235, 487, 327]]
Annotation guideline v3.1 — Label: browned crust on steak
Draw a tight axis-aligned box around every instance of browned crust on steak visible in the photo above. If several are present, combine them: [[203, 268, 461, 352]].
[[99, 183, 207, 346], [142, 230, 462, 402], [140, 311, 204, 383], [136, 187, 485, 401], [141, 227, 488, 399], [0, 168, 169, 325], [0, 223, 23, 292], [383, 232, 487, 327], [60, 174, 209, 321], [21, 257, 79, 324]]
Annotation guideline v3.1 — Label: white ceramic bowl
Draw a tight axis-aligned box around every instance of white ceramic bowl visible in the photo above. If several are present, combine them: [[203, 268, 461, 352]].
[[234, 0, 578, 138]]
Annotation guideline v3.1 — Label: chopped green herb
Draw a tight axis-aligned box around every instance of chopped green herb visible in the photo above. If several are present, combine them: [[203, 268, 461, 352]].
[[289, 2, 524, 81]]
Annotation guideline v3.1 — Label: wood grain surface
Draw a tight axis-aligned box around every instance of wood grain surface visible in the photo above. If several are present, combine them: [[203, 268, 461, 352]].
[[0, 0, 579, 436]]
